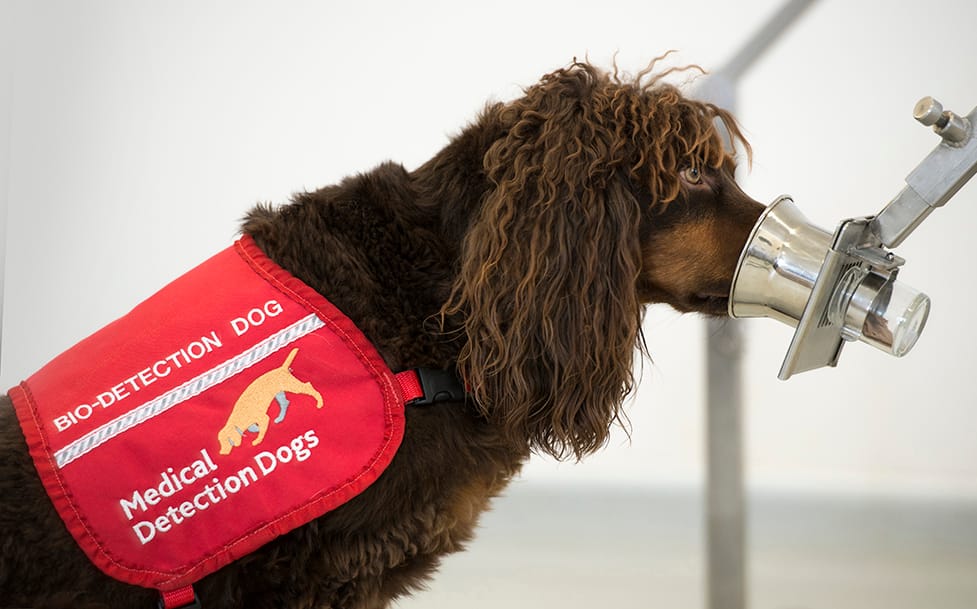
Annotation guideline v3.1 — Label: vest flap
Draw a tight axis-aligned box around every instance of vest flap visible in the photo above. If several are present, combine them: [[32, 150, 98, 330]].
[[9, 236, 406, 591]]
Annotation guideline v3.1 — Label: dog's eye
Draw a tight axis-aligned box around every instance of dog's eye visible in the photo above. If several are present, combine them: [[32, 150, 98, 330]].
[[682, 166, 702, 184]]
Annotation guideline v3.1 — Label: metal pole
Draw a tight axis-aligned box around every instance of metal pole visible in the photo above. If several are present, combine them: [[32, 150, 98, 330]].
[[701, 2, 818, 608], [706, 317, 746, 609], [718, 0, 819, 82], [702, 79, 747, 609]]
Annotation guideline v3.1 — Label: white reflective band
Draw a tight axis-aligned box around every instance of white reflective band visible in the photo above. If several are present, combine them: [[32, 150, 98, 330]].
[[54, 314, 325, 468]]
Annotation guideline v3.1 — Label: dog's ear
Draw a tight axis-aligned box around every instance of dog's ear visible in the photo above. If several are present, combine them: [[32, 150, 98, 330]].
[[443, 65, 644, 461]]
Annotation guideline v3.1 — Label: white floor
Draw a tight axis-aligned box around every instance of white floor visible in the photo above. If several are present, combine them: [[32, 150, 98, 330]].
[[394, 483, 977, 609]]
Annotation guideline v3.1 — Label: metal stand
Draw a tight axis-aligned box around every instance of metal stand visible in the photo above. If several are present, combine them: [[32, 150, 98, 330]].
[[699, 2, 817, 608], [706, 318, 746, 609]]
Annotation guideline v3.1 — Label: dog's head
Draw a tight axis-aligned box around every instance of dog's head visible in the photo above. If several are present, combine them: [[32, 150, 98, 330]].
[[635, 155, 764, 316], [442, 61, 764, 460]]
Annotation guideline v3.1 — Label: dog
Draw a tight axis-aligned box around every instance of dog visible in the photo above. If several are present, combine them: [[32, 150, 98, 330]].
[[0, 60, 766, 608], [216, 348, 325, 455]]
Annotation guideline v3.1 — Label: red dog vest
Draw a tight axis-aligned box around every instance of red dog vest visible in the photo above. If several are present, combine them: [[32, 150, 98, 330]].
[[8, 236, 433, 604]]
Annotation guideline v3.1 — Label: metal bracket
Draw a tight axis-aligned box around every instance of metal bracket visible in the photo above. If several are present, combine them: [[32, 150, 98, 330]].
[[778, 218, 900, 379]]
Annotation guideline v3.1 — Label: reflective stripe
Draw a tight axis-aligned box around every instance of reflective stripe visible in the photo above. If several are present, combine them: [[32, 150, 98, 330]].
[[54, 314, 324, 468]]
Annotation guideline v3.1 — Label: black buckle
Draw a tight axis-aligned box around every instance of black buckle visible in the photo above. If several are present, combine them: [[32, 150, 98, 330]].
[[410, 368, 468, 406]]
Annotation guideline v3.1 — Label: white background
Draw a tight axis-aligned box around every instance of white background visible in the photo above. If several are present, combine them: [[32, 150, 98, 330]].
[[1, 0, 976, 500]]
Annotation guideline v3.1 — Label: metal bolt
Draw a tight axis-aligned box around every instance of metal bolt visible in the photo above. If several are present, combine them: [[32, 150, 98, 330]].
[[914, 97, 944, 126], [914, 96, 971, 144]]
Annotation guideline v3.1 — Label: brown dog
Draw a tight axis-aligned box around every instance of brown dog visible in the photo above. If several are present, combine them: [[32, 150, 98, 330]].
[[216, 348, 324, 455], [0, 60, 766, 608]]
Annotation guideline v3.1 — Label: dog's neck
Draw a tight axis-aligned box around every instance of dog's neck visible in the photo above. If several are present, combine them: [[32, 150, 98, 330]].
[[410, 104, 507, 252], [240, 172, 475, 374], [239, 109, 508, 375]]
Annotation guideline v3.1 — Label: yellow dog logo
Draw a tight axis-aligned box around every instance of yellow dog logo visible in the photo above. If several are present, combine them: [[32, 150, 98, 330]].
[[217, 348, 324, 455]]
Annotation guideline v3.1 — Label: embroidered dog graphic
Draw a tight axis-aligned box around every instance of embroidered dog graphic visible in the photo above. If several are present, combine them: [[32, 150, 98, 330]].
[[217, 348, 324, 455]]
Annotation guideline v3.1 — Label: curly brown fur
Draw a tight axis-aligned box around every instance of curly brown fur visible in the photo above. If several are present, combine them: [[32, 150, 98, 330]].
[[442, 60, 751, 460], [0, 59, 763, 608]]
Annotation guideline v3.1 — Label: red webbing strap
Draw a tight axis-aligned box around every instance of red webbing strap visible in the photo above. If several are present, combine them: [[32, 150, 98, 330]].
[[159, 585, 197, 609], [395, 370, 424, 403]]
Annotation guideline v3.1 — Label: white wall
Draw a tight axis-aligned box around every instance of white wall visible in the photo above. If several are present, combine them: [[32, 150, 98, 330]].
[[2, 0, 975, 498], [0, 2, 12, 365]]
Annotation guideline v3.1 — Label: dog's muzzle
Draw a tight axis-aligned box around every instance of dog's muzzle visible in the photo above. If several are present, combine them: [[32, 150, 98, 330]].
[[728, 195, 930, 379]]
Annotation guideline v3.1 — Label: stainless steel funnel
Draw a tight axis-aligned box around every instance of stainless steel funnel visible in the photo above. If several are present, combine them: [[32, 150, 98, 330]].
[[729, 196, 832, 326]]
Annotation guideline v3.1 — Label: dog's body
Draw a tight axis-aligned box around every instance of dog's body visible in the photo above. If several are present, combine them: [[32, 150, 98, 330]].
[[0, 62, 765, 608], [217, 347, 325, 455]]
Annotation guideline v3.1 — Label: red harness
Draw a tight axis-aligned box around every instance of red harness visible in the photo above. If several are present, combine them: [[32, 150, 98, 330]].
[[8, 236, 454, 607]]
